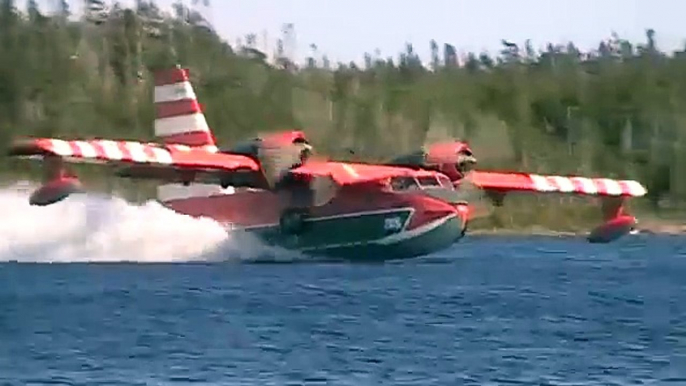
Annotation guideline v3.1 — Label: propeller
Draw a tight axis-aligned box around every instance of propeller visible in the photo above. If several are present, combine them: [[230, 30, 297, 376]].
[[419, 125, 477, 170], [458, 172, 496, 220], [257, 139, 311, 189], [255, 137, 338, 209]]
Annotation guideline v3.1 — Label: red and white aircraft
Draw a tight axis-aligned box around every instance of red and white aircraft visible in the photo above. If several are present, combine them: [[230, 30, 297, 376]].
[[7, 66, 648, 260]]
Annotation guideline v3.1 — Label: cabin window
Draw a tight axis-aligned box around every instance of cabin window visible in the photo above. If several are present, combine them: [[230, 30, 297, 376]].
[[416, 176, 441, 188], [390, 176, 420, 191]]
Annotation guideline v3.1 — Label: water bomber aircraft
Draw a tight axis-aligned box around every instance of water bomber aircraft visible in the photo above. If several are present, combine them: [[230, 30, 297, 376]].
[[7, 67, 648, 261]]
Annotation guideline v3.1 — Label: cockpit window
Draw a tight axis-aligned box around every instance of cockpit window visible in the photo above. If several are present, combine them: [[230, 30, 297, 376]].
[[390, 176, 420, 191], [416, 176, 441, 188]]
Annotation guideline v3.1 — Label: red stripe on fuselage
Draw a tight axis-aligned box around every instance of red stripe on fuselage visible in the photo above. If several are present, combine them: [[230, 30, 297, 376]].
[[162, 186, 462, 231]]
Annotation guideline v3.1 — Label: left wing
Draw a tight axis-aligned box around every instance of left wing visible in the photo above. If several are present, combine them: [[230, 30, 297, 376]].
[[465, 170, 647, 198], [9, 137, 261, 173]]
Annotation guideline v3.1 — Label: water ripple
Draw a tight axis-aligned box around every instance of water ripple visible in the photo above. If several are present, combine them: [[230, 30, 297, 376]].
[[0, 234, 685, 385]]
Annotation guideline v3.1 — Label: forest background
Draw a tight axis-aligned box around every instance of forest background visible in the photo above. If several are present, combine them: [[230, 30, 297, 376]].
[[1, 0, 684, 232]]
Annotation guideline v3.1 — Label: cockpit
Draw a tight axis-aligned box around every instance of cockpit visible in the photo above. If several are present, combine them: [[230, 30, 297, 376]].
[[388, 174, 454, 192]]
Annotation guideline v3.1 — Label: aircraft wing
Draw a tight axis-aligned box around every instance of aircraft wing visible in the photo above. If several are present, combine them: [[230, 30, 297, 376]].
[[289, 160, 438, 186], [8, 137, 261, 173], [277, 161, 443, 207], [465, 170, 647, 198]]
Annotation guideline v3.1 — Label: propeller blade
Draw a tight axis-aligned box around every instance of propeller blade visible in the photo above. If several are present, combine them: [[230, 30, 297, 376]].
[[255, 140, 338, 208], [258, 142, 312, 189], [309, 174, 338, 207], [274, 170, 338, 209], [456, 174, 494, 220]]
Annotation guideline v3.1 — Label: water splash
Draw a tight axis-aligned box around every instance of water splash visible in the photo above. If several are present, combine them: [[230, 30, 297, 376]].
[[0, 182, 296, 263]]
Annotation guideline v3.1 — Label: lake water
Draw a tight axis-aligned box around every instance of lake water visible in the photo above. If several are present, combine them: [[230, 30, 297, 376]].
[[0, 187, 685, 385]]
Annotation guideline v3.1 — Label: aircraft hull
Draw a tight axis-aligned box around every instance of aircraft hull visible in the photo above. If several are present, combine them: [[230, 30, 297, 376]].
[[162, 187, 468, 261]]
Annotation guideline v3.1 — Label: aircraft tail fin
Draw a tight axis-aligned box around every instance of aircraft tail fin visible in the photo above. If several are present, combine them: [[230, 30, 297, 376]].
[[153, 67, 217, 151]]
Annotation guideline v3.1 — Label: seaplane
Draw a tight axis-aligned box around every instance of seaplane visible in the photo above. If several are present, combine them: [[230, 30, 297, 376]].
[[6, 67, 648, 261]]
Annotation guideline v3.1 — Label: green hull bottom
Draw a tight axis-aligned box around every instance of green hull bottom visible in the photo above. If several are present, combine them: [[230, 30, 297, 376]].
[[242, 209, 465, 262]]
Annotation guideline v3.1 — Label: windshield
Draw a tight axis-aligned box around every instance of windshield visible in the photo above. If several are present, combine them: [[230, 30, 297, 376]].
[[416, 176, 441, 188], [390, 176, 420, 191]]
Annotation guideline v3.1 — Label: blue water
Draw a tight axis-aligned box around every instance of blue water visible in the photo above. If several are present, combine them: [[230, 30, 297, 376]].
[[1, 234, 686, 385]]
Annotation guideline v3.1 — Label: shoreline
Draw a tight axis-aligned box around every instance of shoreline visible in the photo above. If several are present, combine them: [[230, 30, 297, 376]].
[[468, 222, 686, 237]]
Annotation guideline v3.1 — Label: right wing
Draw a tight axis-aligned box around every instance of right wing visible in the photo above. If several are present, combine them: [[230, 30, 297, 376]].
[[465, 170, 647, 198], [463, 170, 648, 243]]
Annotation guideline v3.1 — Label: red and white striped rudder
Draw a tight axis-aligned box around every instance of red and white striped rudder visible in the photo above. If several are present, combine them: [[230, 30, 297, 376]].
[[153, 67, 218, 151]]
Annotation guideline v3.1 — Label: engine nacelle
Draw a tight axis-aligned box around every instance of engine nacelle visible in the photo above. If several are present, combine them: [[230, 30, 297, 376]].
[[385, 140, 477, 182], [222, 130, 310, 158], [220, 130, 313, 186]]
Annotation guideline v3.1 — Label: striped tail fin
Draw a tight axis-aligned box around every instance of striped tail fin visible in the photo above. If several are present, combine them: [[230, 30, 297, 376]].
[[153, 67, 227, 202], [153, 67, 217, 151]]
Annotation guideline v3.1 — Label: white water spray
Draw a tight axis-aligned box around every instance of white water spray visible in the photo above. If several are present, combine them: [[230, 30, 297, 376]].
[[0, 182, 291, 263]]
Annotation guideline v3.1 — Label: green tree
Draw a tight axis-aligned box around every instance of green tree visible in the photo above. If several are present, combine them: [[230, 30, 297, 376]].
[[2, 2, 686, 215]]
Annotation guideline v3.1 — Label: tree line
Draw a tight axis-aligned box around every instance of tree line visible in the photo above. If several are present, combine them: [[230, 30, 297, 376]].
[[1, 0, 685, 211]]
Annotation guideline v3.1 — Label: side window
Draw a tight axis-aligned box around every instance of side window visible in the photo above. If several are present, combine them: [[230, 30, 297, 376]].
[[390, 176, 419, 191], [416, 176, 441, 188]]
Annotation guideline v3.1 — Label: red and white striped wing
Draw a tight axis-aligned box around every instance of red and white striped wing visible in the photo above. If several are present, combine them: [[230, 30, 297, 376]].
[[466, 171, 647, 197], [9, 137, 260, 172]]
